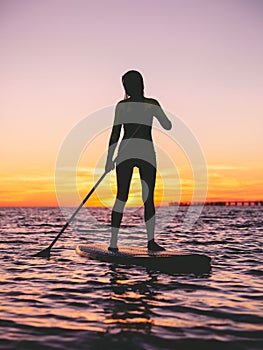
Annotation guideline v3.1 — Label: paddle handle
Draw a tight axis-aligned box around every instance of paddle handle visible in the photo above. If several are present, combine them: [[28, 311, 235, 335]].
[[48, 158, 117, 250]]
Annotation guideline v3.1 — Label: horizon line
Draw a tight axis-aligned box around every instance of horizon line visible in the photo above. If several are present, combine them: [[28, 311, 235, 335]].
[[1, 200, 263, 208]]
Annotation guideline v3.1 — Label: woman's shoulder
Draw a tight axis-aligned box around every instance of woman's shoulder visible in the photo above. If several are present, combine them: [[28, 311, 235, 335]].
[[116, 97, 160, 103], [144, 97, 160, 106], [116, 99, 126, 106], [115, 97, 160, 109], [115, 100, 126, 112]]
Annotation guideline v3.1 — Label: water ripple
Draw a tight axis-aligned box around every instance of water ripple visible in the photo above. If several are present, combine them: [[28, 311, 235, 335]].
[[0, 206, 263, 349]]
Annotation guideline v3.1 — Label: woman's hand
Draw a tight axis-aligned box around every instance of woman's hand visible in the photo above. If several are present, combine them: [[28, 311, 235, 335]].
[[105, 159, 115, 173]]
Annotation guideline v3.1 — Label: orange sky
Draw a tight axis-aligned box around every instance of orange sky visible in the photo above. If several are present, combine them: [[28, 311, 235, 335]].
[[1, 125, 262, 207], [1, 1, 263, 207]]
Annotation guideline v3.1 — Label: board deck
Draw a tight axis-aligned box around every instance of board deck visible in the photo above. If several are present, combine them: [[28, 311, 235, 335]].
[[76, 244, 211, 274]]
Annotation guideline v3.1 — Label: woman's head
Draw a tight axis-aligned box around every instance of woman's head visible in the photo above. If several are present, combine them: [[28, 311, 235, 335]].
[[122, 70, 144, 99]]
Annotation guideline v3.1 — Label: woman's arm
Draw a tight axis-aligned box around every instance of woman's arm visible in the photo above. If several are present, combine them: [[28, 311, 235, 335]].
[[152, 99, 172, 130], [105, 104, 122, 172]]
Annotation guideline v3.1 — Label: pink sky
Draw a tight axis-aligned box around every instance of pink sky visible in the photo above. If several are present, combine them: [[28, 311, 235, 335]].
[[1, 0, 263, 205]]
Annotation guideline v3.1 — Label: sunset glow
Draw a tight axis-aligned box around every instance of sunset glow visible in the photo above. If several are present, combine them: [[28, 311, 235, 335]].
[[1, 0, 262, 207]]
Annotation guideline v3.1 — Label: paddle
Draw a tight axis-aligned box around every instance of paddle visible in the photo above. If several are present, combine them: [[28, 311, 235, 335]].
[[33, 163, 115, 258], [33, 120, 143, 258]]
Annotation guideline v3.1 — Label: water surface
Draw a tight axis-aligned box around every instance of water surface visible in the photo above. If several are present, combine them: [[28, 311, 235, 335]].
[[0, 206, 262, 349]]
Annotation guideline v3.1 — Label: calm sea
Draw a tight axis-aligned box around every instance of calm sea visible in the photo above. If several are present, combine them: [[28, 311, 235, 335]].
[[0, 206, 262, 350]]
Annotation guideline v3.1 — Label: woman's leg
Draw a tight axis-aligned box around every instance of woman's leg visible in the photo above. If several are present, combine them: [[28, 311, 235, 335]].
[[109, 160, 134, 249], [138, 160, 156, 241], [139, 160, 165, 251]]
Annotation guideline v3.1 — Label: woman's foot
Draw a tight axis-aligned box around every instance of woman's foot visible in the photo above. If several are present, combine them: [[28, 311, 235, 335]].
[[108, 247, 119, 253], [147, 239, 165, 252]]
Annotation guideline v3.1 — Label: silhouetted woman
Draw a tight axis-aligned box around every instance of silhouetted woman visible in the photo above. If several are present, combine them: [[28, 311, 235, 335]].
[[105, 70, 172, 252]]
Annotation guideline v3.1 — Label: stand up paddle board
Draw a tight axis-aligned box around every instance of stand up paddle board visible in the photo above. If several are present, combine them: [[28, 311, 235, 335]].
[[76, 244, 211, 274]]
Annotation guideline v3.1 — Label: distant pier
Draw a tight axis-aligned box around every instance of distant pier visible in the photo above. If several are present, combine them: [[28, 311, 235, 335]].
[[169, 201, 263, 207]]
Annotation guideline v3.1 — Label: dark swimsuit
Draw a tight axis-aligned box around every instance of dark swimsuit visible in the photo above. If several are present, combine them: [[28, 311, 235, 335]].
[[113, 117, 156, 228]]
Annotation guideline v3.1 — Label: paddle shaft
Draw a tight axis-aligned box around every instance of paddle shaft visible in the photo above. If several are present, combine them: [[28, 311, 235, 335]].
[[35, 123, 141, 257], [47, 167, 112, 251]]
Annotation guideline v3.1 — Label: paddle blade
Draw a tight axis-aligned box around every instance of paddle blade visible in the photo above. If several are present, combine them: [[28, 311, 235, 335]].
[[32, 247, 51, 258]]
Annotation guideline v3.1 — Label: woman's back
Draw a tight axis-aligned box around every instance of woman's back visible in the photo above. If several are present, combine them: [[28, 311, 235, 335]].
[[116, 97, 163, 142]]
